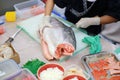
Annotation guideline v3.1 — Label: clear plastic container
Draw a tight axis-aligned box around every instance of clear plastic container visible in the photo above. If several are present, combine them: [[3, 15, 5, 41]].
[[6, 68, 37, 80], [0, 59, 21, 80], [0, 19, 5, 35], [14, 0, 45, 19], [0, 25, 5, 35]]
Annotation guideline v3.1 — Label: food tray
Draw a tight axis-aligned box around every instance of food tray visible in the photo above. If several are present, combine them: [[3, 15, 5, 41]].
[[0, 59, 21, 80], [64, 65, 90, 80], [81, 51, 120, 80], [14, 0, 45, 19], [6, 68, 37, 80], [0, 43, 20, 64]]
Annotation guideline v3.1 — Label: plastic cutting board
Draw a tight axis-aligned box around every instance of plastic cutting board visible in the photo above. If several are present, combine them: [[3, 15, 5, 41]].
[[17, 13, 89, 61]]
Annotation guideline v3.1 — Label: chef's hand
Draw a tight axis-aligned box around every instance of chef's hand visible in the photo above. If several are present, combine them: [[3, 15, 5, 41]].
[[75, 17, 100, 28], [39, 15, 52, 34]]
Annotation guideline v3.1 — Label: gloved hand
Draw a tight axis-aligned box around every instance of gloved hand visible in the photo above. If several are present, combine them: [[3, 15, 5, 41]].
[[39, 15, 52, 34], [75, 17, 100, 28]]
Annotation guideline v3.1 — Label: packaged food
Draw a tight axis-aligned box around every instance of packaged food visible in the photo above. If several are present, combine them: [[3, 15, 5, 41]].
[[0, 59, 21, 80], [0, 43, 20, 64], [6, 68, 37, 80], [64, 65, 90, 80], [81, 51, 120, 80], [14, 0, 45, 19]]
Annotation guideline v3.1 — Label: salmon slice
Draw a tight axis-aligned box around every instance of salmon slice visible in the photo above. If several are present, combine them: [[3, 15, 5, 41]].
[[109, 69, 120, 75], [109, 76, 120, 80], [92, 69, 107, 80], [100, 77, 108, 80], [105, 56, 117, 64], [104, 61, 120, 70], [99, 59, 108, 68], [89, 62, 97, 70], [89, 59, 108, 70]]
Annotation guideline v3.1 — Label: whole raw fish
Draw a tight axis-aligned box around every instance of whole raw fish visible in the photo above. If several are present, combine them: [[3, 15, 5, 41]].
[[39, 17, 76, 60]]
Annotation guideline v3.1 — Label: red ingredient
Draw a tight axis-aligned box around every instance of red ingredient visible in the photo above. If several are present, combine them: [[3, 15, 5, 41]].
[[63, 75, 86, 80], [22, 75, 35, 80], [55, 43, 75, 59], [31, 6, 45, 16], [109, 69, 120, 75], [105, 56, 116, 64], [89, 59, 108, 70], [0, 26, 5, 34], [88, 56, 120, 80], [104, 60, 120, 70], [99, 59, 108, 68], [89, 62, 98, 70], [42, 0, 47, 3], [100, 77, 108, 80], [109, 76, 120, 80], [92, 69, 107, 80], [89, 56, 120, 80]]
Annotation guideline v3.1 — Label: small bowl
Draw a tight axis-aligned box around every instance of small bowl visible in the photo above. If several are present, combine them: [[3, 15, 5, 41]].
[[63, 75, 86, 80], [37, 63, 64, 80]]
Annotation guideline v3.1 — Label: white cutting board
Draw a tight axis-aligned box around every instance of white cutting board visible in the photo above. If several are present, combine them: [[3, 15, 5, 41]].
[[17, 13, 89, 58]]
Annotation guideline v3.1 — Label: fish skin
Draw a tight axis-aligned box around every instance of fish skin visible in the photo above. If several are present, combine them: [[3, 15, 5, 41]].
[[50, 17, 76, 49], [40, 17, 76, 60], [39, 31, 54, 60]]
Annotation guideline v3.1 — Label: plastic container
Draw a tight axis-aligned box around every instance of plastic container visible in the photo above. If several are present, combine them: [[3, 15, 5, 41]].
[[63, 75, 86, 80], [6, 68, 37, 80], [5, 11, 16, 22], [64, 65, 90, 80], [0, 19, 5, 34], [14, 0, 45, 19], [0, 59, 21, 80], [37, 63, 64, 80], [0, 25, 5, 34], [0, 20, 4, 25], [0, 43, 20, 64]]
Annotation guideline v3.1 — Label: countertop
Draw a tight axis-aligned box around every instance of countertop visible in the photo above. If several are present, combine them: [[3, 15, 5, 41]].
[[0, 16, 116, 70]]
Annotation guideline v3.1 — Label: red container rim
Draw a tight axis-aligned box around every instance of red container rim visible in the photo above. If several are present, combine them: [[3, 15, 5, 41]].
[[37, 63, 64, 79], [63, 75, 86, 80]]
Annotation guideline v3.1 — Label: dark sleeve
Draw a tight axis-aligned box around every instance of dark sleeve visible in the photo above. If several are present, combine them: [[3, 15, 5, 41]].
[[104, 0, 120, 20], [54, 0, 69, 8]]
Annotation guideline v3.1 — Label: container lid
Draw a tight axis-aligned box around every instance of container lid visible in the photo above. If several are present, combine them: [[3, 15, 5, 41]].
[[6, 68, 37, 80], [0, 59, 21, 79], [0, 20, 4, 25]]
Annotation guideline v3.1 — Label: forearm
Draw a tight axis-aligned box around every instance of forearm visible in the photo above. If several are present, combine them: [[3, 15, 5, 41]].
[[45, 0, 54, 16], [100, 15, 117, 25]]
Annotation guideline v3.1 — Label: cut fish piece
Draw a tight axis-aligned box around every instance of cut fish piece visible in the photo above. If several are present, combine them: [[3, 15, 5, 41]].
[[109, 69, 120, 75], [109, 76, 120, 80]]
